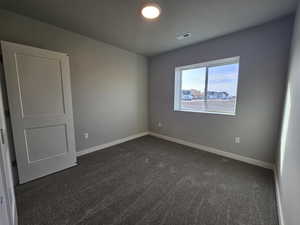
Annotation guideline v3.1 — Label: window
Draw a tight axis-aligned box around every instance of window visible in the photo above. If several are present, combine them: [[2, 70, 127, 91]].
[[174, 57, 239, 115]]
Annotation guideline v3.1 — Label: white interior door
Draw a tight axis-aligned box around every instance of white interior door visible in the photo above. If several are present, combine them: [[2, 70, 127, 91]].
[[1, 41, 77, 184], [0, 61, 17, 225]]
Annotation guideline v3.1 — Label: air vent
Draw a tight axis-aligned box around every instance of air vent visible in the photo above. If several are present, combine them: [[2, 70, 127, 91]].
[[176, 32, 191, 40]]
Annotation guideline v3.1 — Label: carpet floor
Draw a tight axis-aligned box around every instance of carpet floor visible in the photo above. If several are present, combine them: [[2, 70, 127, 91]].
[[16, 135, 278, 225]]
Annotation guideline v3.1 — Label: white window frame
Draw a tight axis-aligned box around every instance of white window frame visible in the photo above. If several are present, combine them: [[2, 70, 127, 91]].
[[174, 56, 240, 116]]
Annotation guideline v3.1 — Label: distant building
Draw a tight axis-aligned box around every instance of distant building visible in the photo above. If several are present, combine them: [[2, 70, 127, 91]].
[[190, 89, 204, 99], [207, 91, 229, 99], [181, 90, 231, 100], [181, 90, 193, 100]]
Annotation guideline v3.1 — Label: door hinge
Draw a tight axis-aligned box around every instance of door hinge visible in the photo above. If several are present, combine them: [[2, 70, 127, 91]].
[[0, 196, 3, 205], [0, 129, 5, 145]]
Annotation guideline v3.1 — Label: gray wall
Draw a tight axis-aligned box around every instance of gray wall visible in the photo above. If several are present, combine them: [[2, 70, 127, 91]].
[[149, 16, 294, 163], [0, 9, 148, 153], [276, 3, 300, 225]]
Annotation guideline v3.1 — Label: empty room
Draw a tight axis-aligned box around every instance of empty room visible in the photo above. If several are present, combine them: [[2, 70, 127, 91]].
[[0, 0, 299, 225]]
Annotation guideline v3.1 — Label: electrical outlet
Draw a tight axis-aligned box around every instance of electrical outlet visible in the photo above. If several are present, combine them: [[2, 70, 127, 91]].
[[84, 133, 89, 139], [158, 122, 162, 128], [235, 137, 240, 144]]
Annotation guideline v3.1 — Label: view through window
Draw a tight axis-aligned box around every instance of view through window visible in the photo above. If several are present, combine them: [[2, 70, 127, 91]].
[[174, 57, 239, 115]]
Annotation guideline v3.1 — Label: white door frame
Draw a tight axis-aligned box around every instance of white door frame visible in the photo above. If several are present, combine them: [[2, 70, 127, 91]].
[[0, 144, 16, 225], [0, 60, 17, 225]]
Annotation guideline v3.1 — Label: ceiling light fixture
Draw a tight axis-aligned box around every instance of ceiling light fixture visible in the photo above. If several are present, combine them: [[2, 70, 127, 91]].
[[141, 2, 161, 20]]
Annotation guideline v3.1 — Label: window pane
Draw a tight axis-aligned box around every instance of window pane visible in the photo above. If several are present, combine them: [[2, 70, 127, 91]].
[[206, 63, 239, 114], [181, 67, 206, 112]]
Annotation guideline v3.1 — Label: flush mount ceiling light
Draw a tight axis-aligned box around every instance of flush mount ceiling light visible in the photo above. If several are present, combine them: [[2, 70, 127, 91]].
[[141, 2, 161, 20]]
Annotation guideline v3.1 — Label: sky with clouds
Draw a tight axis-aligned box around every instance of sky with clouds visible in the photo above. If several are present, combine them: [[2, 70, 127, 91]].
[[181, 63, 239, 96]]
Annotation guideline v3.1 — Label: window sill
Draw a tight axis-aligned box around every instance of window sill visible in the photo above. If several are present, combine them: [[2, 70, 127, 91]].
[[174, 109, 236, 116]]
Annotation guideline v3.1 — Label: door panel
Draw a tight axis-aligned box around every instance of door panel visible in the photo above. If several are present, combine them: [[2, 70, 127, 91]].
[[16, 53, 65, 117], [25, 124, 68, 163], [1, 41, 77, 184]]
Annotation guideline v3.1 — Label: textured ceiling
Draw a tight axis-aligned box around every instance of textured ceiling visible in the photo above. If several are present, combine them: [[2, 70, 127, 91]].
[[0, 0, 298, 56]]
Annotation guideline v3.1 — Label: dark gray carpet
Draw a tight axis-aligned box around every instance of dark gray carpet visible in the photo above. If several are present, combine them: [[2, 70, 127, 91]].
[[16, 136, 278, 225]]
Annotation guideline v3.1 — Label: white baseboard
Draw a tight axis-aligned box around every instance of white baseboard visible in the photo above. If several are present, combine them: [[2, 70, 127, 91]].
[[76, 132, 149, 157], [149, 132, 274, 170], [77, 131, 274, 170], [273, 166, 285, 225]]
